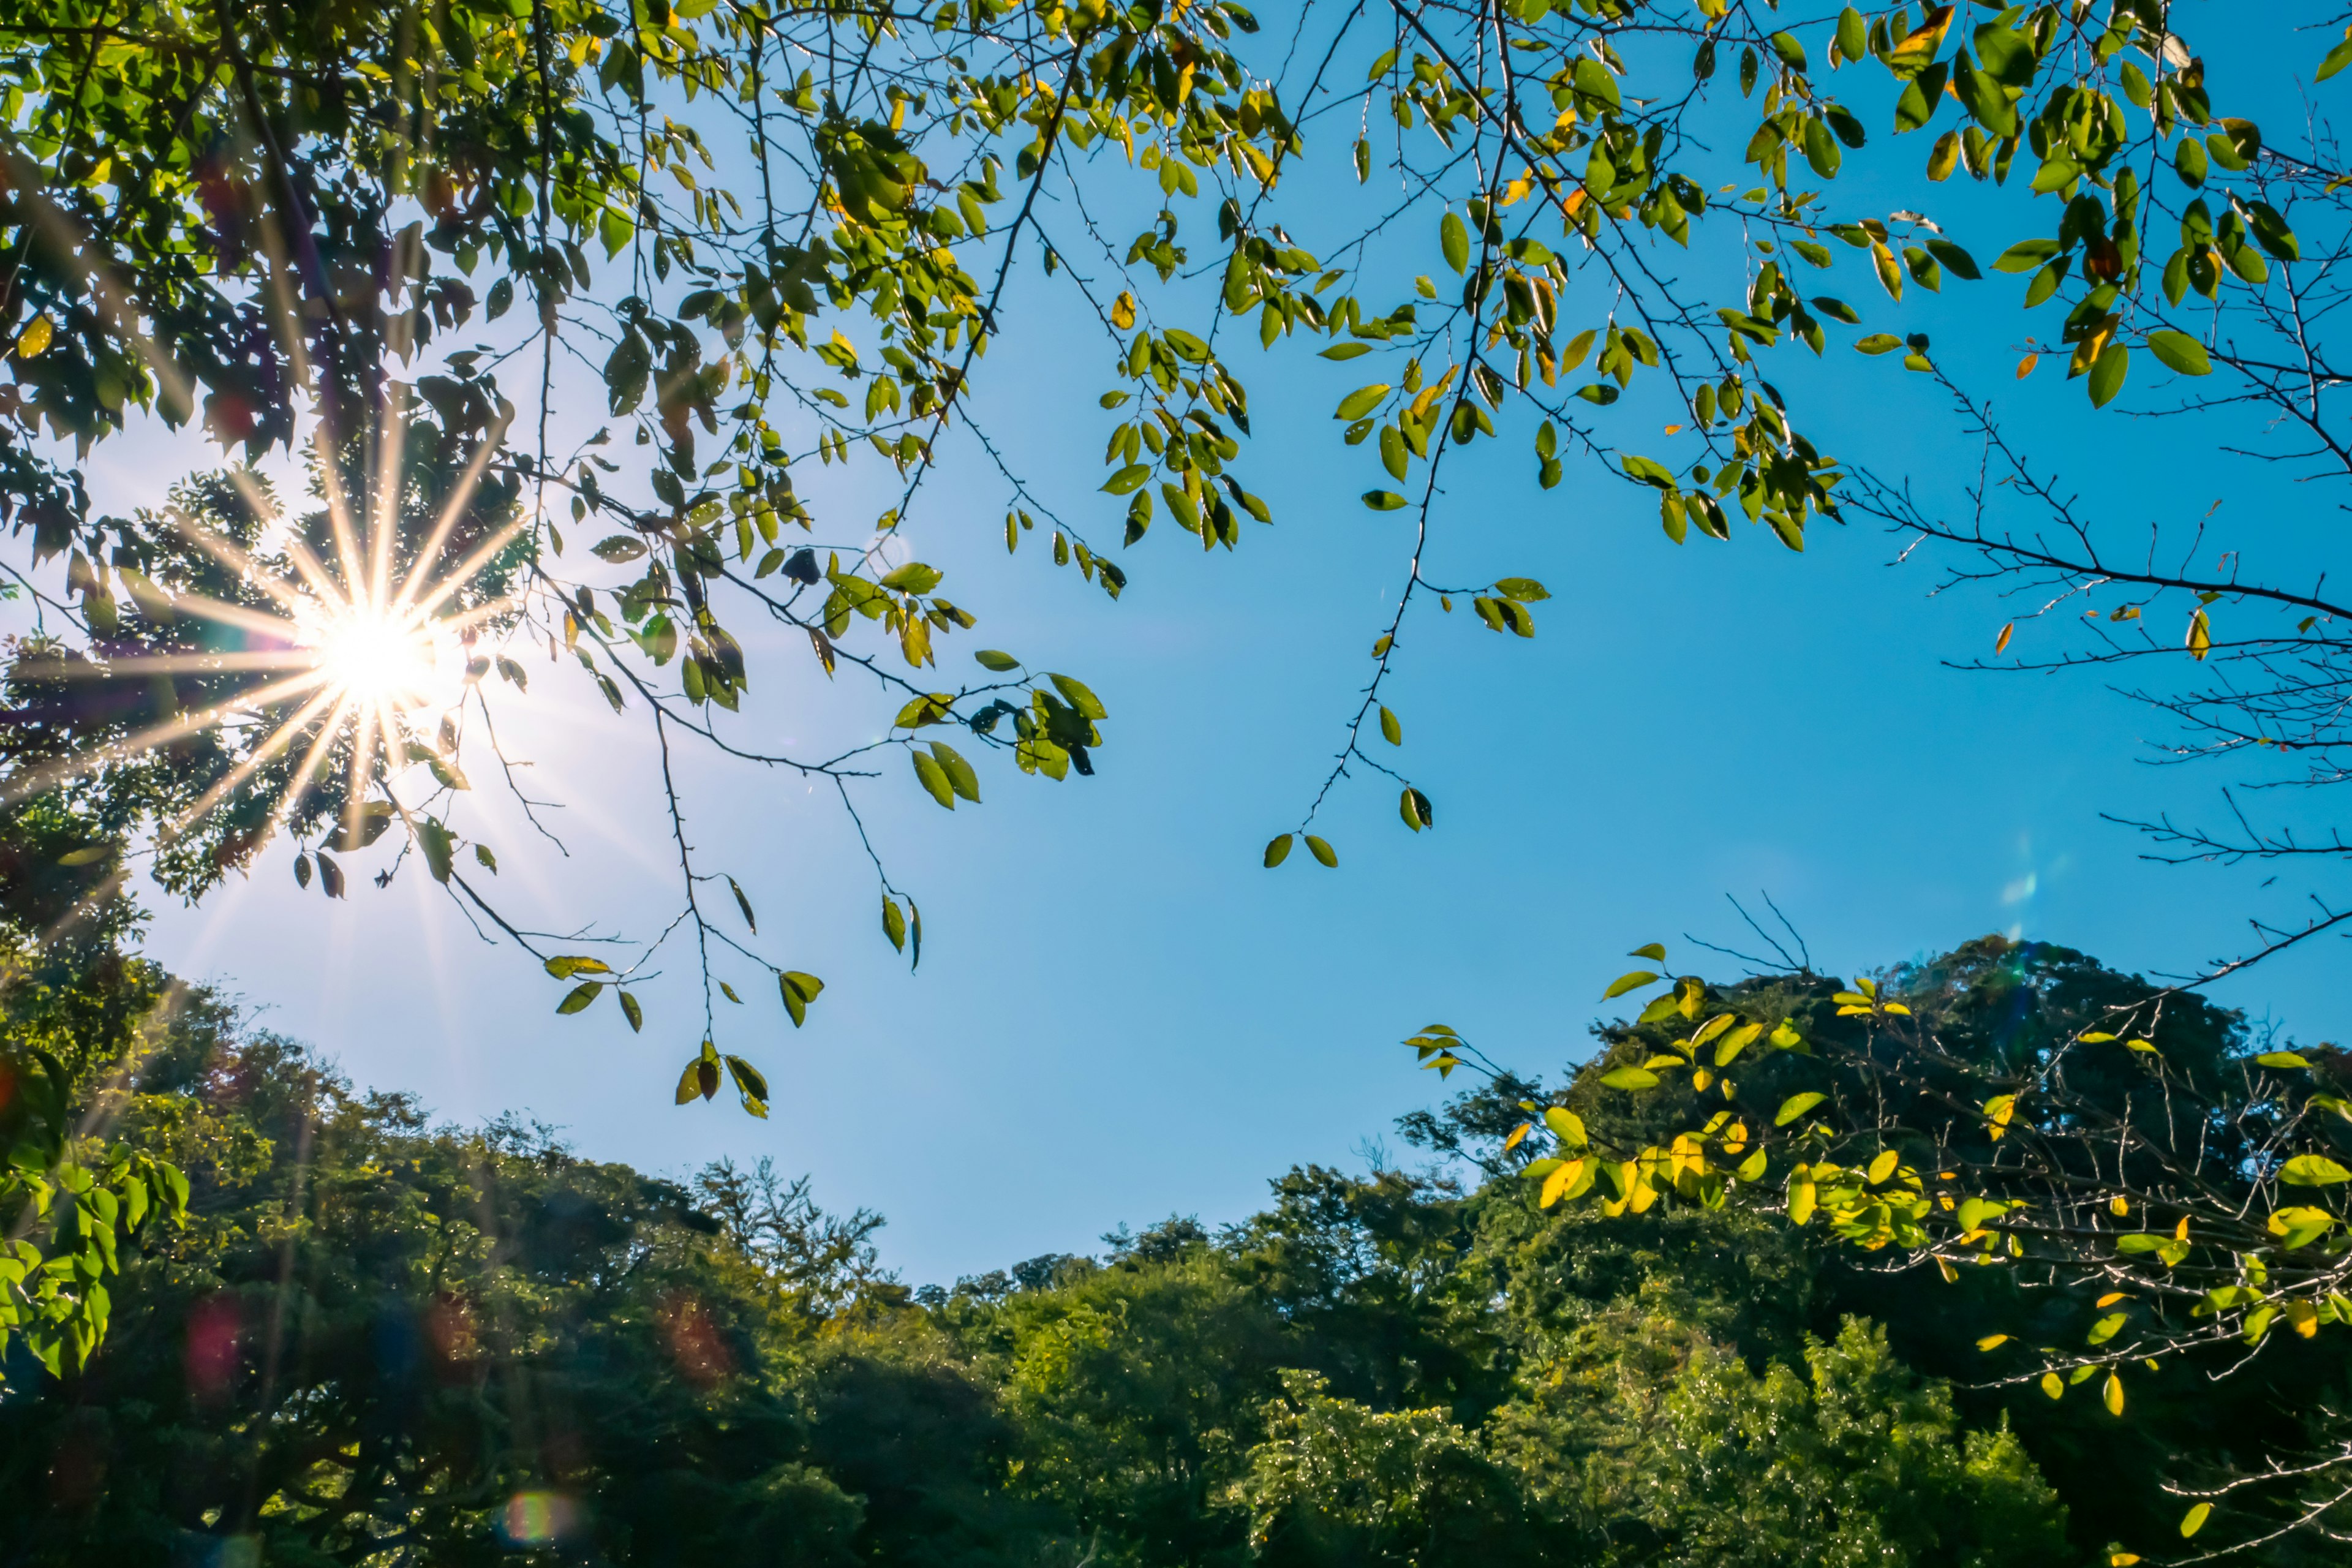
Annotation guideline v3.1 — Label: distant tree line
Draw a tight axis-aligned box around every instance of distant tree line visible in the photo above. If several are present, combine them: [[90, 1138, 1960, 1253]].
[[4, 930, 2344, 1566]]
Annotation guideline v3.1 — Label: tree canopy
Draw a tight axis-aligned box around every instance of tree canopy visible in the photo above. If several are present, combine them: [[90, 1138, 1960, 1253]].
[[10, 0, 2352, 1550], [15, 935, 2296, 1566]]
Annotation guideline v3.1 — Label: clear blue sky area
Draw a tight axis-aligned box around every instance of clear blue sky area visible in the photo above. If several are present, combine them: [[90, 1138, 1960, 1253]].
[[106, 2, 2346, 1286]]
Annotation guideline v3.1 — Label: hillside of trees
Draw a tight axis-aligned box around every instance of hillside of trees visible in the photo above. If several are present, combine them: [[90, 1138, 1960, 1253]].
[[5, 933, 2342, 1567]]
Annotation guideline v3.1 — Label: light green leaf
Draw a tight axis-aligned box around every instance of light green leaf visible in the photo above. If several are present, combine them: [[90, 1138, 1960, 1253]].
[[2281, 1154, 2352, 1186], [2146, 331, 2213, 375], [1775, 1091, 1826, 1126]]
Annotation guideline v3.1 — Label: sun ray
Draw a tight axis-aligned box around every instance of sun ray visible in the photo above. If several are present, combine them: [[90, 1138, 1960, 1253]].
[[156, 685, 352, 845], [0, 666, 336, 809], [49, 649, 320, 679], [402, 516, 535, 625], [161, 498, 326, 620], [341, 699, 383, 852], [388, 421, 510, 619], [309, 423, 372, 611]]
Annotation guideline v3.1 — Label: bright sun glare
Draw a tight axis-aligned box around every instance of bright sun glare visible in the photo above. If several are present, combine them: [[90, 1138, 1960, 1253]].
[[312, 605, 437, 707]]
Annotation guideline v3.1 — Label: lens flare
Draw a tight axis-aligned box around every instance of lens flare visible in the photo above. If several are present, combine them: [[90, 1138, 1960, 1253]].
[[499, 1491, 579, 1546]]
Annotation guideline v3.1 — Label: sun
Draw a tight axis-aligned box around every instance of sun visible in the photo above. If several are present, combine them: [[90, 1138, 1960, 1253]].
[[310, 603, 438, 708], [1, 427, 527, 865]]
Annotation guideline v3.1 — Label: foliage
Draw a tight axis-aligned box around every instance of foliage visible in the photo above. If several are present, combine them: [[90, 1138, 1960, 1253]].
[[4, 0, 2324, 1055], [0, 937, 2174, 1566], [1422, 932, 2352, 1554], [12, 0, 2352, 1532]]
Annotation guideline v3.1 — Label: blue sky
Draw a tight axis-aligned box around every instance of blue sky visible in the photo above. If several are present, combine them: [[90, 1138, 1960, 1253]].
[[94, 2, 2351, 1286]]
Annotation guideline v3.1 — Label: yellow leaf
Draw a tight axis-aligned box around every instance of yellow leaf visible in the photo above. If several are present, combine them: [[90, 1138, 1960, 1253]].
[[1504, 1121, 1531, 1151], [2180, 1503, 2211, 1538], [1976, 1333, 2010, 1351], [2111, 1555, 2141, 1566], [2097, 1292, 2125, 1308], [1995, 621, 2014, 653], [1540, 1158, 1588, 1208], [2041, 1371, 2064, 1399], [2188, 608, 2212, 660], [15, 314, 53, 358], [2103, 1373, 2124, 1416], [1111, 290, 1137, 330], [2015, 352, 2038, 379], [2109, 1196, 2128, 1216], [1867, 1149, 1899, 1183], [2175, 1216, 2191, 1241], [1936, 1257, 1958, 1283]]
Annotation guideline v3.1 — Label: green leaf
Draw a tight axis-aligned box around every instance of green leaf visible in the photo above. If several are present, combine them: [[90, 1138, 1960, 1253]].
[[1102, 463, 1152, 494], [1992, 238, 2061, 273], [725, 1055, 770, 1114], [882, 897, 907, 952], [1305, 834, 1338, 868], [975, 649, 1022, 671], [1319, 342, 1372, 360], [2256, 1051, 2311, 1069], [1398, 787, 1433, 831], [2321, 38, 2352, 82], [1775, 1091, 1826, 1126], [911, 748, 956, 809], [1264, 833, 1294, 868], [2087, 342, 2128, 407], [1493, 577, 1550, 601], [544, 955, 613, 979], [1336, 384, 1391, 421], [727, 876, 757, 932], [557, 981, 604, 1015], [1600, 1066, 1659, 1091], [1924, 238, 1980, 279], [1379, 706, 1402, 745], [1629, 942, 1667, 962], [1855, 333, 1904, 355], [881, 562, 943, 594], [2146, 331, 2212, 375], [591, 534, 648, 562], [893, 692, 956, 727], [1440, 210, 1469, 274], [1362, 491, 1408, 511], [931, 741, 981, 802], [619, 992, 643, 1032], [2281, 1154, 2352, 1186], [1049, 673, 1107, 719], [1602, 970, 1661, 999], [1544, 1107, 1588, 1147]]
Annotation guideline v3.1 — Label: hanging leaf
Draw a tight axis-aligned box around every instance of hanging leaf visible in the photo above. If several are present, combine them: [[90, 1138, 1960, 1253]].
[[780, 970, 824, 1027], [728, 876, 757, 932], [1304, 834, 1338, 867]]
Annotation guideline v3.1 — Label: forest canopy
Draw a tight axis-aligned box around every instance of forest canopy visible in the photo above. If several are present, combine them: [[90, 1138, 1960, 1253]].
[[4, 931, 2347, 1566]]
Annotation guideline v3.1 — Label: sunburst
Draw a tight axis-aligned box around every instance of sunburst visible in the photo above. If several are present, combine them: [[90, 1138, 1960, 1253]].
[[4, 425, 528, 872]]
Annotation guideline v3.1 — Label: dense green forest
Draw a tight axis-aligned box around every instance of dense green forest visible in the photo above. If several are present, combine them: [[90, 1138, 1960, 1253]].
[[5, 929, 2343, 1567]]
